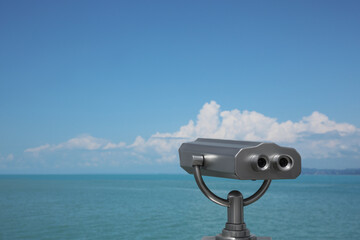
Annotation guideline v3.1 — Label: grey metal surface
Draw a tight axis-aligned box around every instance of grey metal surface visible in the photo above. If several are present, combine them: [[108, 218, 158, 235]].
[[193, 165, 271, 207], [193, 163, 272, 240], [179, 138, 301, 180], [202, 235, 271, 240], [202, 236, 271, 240], [243, 180, 271, 206], [194, 164, 229, 207], [227, 191, 244, 224], [179, 138, 300, 240]]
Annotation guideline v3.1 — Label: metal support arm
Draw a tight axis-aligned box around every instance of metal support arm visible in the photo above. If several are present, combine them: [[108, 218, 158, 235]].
[[192, 161, 271, 207], [194, 165, 230, 207], [192, 156, 272, 239]]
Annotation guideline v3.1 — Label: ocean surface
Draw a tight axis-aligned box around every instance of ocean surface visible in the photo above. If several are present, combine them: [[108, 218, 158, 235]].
[[0, 174, 359, 240]]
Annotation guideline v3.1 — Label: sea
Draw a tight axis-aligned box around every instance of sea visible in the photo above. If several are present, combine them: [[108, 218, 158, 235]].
[[0, 174, 359, 240]]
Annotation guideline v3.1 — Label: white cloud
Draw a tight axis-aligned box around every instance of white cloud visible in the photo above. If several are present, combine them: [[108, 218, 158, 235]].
[[23, 101, 360, 167], [126, 101, 360, 162], [55, 135, 107, 150], [25, 144, 51, 153], [25, 135, 126, 153], [103, 142, 126, 150], [127, 136, 146, 151]]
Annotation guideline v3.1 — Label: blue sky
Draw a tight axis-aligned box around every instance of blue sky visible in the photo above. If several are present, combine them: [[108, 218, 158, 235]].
[[0, 0, 359, 174]]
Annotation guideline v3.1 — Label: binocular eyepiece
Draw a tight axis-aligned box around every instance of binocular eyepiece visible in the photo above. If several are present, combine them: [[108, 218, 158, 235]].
[[252, 154, 294, 172], [179, 138, 301, 180]]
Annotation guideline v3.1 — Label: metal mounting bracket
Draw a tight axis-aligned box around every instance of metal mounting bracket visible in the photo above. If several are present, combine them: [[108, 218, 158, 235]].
[[192, 156, 272, 240]]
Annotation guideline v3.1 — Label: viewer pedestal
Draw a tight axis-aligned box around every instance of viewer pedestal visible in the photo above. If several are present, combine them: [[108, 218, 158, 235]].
[[202, 237, 271, 240]]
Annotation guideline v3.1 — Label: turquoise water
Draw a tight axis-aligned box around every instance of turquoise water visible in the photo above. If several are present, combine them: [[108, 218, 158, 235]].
[[0, 175, 359, 240]]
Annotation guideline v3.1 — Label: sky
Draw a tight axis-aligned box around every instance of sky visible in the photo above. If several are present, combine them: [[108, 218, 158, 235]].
[[0, 0, 359, 174]]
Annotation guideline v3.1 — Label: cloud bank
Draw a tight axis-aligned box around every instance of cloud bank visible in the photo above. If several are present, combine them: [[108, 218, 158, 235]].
[[22, 101, 360, 170], [25, 135, 126, 152]]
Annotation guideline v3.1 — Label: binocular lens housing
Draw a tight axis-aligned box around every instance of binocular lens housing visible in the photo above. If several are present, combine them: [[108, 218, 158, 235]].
[[257, 157, 268, 169], [179, 138, 301, 180], [252, 154, 294, 172], [274, 155, 294, 171], [252, 155, 270, 171]]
